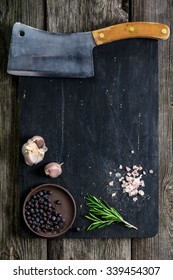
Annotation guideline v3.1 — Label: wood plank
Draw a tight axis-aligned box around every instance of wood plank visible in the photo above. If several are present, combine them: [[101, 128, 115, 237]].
[[46, 0, 128, 33], [46, 0, 131, 260], [131, 0, 173, 259], [0, 0, 47, 259], [48, 238, 131, 260]]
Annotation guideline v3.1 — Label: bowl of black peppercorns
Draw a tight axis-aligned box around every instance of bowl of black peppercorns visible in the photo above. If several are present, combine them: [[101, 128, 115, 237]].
[[23, 184, 76, 238]]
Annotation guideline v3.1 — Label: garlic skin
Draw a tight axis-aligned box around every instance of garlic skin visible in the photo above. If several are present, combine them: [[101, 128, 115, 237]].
[[44, 162, 63, 178], [22, 136, 48, 166]]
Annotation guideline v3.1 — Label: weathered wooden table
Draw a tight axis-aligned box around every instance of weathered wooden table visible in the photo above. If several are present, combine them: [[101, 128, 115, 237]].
[[0, 0, 172, 260]]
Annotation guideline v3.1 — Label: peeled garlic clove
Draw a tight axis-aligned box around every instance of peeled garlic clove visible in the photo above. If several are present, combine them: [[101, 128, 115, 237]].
[[44, 162, 63, 178], [22, 136, 48, 166]]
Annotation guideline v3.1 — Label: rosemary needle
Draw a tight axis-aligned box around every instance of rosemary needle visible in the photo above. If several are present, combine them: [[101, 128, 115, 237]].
[[85, 195, 138, 230]]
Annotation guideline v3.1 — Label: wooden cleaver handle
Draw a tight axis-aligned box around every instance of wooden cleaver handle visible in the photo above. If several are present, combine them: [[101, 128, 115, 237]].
[[92, 22, 170, 45]]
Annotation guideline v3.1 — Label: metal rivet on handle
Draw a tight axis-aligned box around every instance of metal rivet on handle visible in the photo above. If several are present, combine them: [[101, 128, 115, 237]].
[[129, 27, 135, 32], [161, 28, 167, 34], [99, 33, 105, 38]]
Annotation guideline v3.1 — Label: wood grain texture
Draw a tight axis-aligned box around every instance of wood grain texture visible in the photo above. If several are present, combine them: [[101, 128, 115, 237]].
[[48, 238, 131, 260], [131, 0, 173, 259], [0, 0, 47, 259], [46, 0, 131, 260], [46, 0, 128, 33]]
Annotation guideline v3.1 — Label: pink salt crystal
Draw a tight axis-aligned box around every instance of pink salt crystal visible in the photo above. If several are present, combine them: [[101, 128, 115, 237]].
[[112, 192, 116, 197], [138, 190, 145, 196], [126, 167, 131, 172], [129, 189, 138, 196], [126, 176, 131, 181], [119, 177, 124, 182], [115, 172, 121, 178], [125, 188, 130, 193], [135, 177, 140, 184], [132, 170, 139, 177], [140, 180, 145, 187], [132, 182, 139, 188], [133, 197, 138, 202], [122, 181, 128, 187], [133, 165, 138, 170], [108, 181, 114, 187]]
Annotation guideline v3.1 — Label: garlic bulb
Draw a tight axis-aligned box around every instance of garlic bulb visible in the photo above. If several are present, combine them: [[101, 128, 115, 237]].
[[44, 162, 63, 178], [22, 136, 48, 166]]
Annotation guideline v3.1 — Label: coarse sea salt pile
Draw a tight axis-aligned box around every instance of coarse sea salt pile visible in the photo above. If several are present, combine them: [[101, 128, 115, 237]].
[[108, 164, 154, 201], [120, 165, 145, 197]]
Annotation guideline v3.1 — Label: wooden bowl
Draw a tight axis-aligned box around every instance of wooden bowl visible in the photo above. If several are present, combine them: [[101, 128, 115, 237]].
[[23, 184, 76, 238]]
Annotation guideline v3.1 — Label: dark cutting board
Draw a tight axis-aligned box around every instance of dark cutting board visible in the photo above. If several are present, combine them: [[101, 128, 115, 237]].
[[19, 39, 158, 238]]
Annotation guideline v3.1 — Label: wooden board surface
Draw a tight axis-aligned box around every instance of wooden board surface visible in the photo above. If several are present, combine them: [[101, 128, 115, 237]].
[[19, 38, 158, 238], [0, 0, 172, 259]]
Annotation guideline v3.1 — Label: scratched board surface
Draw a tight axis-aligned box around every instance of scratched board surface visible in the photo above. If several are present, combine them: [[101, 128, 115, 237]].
[[19, 39, 158, 238]]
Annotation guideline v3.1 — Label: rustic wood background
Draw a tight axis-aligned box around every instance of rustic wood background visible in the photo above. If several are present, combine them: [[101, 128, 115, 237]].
[[0, 0, 172, 259]]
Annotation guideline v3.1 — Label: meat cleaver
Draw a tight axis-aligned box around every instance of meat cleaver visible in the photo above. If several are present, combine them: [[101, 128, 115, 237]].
[[7, 22, 169, 78]]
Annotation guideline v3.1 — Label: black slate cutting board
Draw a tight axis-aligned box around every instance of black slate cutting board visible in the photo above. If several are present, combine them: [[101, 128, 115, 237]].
[[19, 38, 158, 238]]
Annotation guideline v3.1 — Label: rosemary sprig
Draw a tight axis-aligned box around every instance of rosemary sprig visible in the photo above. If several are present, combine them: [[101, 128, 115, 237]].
[[85, 195, 138, 230]]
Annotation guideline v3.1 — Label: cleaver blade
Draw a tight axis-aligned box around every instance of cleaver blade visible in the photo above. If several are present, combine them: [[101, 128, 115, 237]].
[[7, 23, 96, 78], [7, 22, 170, 78]]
